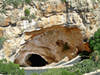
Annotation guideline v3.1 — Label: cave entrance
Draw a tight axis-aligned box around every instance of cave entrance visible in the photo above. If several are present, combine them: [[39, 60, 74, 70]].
[[26, 54, 48, 67]]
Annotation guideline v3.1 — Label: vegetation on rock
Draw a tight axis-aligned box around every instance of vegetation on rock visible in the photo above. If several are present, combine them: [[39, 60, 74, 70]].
[[89, 28, 100, 52], [2, 0, 24, 8], [62, 0, 67, 2], [21, 9, 36, 22], [67, 58, 100, 74], [0, 59, 25, 75], [25, 9, 30, 16], [21, 16, 32, 22], [39, 0, 46, 1], [25, 0, 32, 4], [0, 9, 6, 14], [21, 12, 36, 22], [30, 13, 37, 19], [30, 68, 82, 75], [0, 36, 6, 49], [62, 42, 70, 51]]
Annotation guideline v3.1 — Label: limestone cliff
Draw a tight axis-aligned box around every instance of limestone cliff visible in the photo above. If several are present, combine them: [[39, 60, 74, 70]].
[[0, 0, 99, 64], [14, 25, 90, 67]]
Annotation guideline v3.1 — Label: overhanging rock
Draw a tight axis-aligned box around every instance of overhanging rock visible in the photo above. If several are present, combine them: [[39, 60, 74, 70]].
[[14, 25, 91, 67]]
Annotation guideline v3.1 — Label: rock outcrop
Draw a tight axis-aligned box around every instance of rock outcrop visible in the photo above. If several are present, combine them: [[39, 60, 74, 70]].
[[0, 0, 99, 65], [14, 25, 90, 67]]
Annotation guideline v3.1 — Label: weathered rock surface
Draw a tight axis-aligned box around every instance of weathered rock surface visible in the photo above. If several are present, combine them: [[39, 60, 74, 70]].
[[0, 0, 99, 68], [14, 25, 90, 67], [0, 15, 11, 26], [0, 27, 4, 37]]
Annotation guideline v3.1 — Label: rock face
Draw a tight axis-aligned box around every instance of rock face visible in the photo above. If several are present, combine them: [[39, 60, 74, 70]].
[[0, 15, 11, 26], [14, 25, 90, 67], [0, 27, 4, 37], [0, 0, 99, 65]]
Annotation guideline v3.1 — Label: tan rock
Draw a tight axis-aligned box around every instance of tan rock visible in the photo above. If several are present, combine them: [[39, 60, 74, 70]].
[[0, 16, 11, 26], [50, 16, 55, 24], [85, 30, 92, 38], [5, 50, 11, 54], [56, 3, 64, 12], [56, 14, 59, 24], [44, 5, 52, 13], [5, 17, 11, 26], [14, 25, 91, 67], [6, 53, 11, 57], [5, 5, 13, 10], [6, 10, 12, 16]]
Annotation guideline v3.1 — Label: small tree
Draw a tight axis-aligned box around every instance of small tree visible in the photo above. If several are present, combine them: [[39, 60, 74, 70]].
[[25, 9, 30, 16]]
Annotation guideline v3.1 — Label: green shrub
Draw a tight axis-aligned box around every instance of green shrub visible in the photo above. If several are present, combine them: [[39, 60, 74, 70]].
[[21, 16, 32, 22], [21, 16, 28, 20], [38, 17, 41, 20], [25, 0, 32, 4], [90, 51, 99, 61], [0, 9, 6, 14], [2, 0, 24, 8], [89, 28, 100, 52], [25, 9, 30, 16], [0, 59, 25, 75], [39, 0, 46, 1], [62, 42, 70, 51], [30, 13, 36, 19], [66, 58, 100, 74], [30, 68, 82, 75], [91, 0, 97, 3], [21, 29, 25, 33], [30, 72, 39, 75], [62, 0, 67, 2], [0, 36, 6, 49], [98, 0, 100, 2]]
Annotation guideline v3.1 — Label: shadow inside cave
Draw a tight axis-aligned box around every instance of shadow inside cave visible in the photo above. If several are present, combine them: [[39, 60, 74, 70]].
[[26, 54, 48, 67]]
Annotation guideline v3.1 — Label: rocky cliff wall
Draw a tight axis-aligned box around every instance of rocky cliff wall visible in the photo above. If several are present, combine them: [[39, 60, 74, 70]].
[[0, 0, 99, 63]]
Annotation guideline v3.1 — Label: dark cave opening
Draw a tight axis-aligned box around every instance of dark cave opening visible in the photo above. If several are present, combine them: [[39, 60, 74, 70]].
[[26, 54, 48, 67]]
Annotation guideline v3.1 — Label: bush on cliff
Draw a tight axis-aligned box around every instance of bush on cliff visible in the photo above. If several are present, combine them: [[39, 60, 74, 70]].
[[0, 36, 6, 49], [25, 0, 32, 4], [89, 28, 100, 52], [2, 0, 24, 8], [0, 59, 25, 75], [25, 9, 30, 16]]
